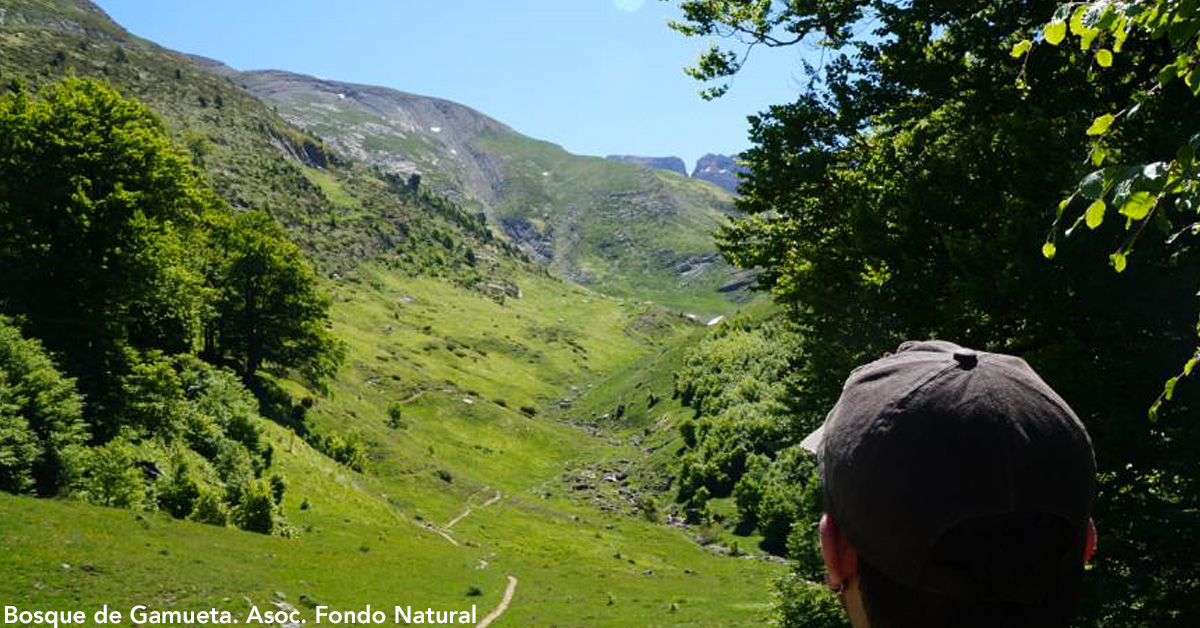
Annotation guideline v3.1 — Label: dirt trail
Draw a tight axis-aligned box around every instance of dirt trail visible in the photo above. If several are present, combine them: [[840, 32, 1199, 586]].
[[411, 519, 460, 546], [445, 490, 502, 530], [397, 388, 427, 404], [474, 575, 518, 628]]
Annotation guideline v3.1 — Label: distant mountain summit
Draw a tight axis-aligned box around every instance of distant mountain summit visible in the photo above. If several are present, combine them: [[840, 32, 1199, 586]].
[[691, 154, 746, 194], [605, 155, 688, 177], [607, 153, 748, 196]]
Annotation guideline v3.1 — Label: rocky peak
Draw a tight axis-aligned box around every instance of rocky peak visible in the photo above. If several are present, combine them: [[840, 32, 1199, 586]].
[[690, 154, 746, 194], [605, 155, 688, 177]]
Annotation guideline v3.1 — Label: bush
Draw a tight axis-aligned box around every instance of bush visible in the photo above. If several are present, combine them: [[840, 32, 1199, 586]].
[[0, 316, 86, 496], [159, 460, 201, 519], [190, 490, 229, 526], [119, 355, 189, 439], [310, 432, 365, 472], [80, 437, 145, 509], [774, 572, 848, 628], [386, 403, 406, 429], [232, 480, 276, 534], [269, 473, 287, 506], [635, 495, 660, 523]]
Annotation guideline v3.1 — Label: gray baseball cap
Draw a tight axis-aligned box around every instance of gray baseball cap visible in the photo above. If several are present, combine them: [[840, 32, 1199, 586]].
[[803, 340, 1095, 600]]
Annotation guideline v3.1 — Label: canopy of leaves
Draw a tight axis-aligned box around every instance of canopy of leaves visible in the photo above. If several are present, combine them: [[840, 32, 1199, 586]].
[[670, 1, 1200, 625], [204, 210, 344, 388], [0, 77, 212, 405], [0, 316, 86, 496], [0, 77, 335, 535], [1016, 0, 1200, 415]]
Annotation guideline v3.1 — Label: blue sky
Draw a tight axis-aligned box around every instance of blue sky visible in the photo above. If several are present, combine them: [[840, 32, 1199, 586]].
[[93, 0, 819, 171]]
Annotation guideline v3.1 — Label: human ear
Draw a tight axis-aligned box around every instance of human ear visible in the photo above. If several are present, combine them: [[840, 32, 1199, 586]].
[[1083, 517, 1097, 562], [820, 513, 859, 591]]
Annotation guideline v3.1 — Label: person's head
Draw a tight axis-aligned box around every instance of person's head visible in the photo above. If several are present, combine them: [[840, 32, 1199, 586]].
[[802, 340, 1097, 628]]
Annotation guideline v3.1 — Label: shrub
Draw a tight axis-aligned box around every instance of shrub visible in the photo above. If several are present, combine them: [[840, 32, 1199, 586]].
[[269, 473, 287, 505], [774, 572, 847, 628], [159, 461, 201, 519], [190, 490, 228, 526], [119, 355, 188, 439], [232, 480, 276, 534], [310, 432, 365, 472], [80, 437, 145, 509], [0, 317, 86, 496], [386, 403, 406, 429], [636, 495, 660, 523]]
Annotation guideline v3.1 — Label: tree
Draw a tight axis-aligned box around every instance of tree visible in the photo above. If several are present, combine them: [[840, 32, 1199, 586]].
[[668, 1, 1200, 626], [204, 210, 343, 387], [0, 77, 211, 412], [0, 316, 86, 496], [1016, 1, 1200, 415]]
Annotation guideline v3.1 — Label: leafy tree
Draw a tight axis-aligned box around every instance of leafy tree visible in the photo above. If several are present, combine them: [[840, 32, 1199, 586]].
[[0, 316, 86, 495], [668, 1, 1200, 626], [232, 479, 277, 535], [1017, 1, 1200, 414], [79, 436, 145, 509], [203, 210, 343, 388], [158, 459, 201, 519], [0, 78, 212, 411], [190, 489, 229, 526]]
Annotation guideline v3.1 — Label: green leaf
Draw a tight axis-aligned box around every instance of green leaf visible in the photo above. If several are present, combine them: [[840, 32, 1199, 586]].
[[1069, 6, 1087, 36], [1056, 197, 1071, 219], [1110, 251, 1127, 272], [1042, 242, 1057, 259], [1080, 28, 1101, 51], [1011, 39, 1033, 57], [1185, 357, 1198, 376], [1086, 114, 1114, 136], [1090, 147, 1107, 166], [1118, 191, 1156, 220], [1164, 376, 1178, 401], [1159, 63, 1179, 85], [1096, 49, 1113, 67], [1079, 168, 1107, 199], [1044, 21, 1068, 45], [1187, 69, 1200, 96], [1085, 200, 1106, 229]]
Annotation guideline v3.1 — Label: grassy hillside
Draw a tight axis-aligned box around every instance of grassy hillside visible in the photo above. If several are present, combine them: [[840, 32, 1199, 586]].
[[0, 2, 786, 626], [234, 69, 749, 318], [0, 265, 785, 627], [0, 0, 514, 277]]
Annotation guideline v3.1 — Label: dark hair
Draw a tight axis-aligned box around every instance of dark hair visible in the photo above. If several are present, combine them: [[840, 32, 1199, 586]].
[[856, 512, 1084, 628]]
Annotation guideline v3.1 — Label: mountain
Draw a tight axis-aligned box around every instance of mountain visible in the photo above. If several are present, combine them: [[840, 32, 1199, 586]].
[[605, 154, 689, 176], [691, 153, 746, 194], [231, 69, 744, 316]]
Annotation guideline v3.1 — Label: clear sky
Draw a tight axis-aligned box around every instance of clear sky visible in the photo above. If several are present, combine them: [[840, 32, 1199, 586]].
[[91, 0, 818, 171]]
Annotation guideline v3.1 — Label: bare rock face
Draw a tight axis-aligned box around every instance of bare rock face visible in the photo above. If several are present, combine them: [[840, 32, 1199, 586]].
[[605, 155, 688, 177], [690, 154, 747, 194]]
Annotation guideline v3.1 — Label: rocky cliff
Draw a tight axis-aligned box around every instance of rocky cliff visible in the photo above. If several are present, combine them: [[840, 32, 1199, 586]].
[[604, 155, 688, 176], [691, 153, 746, 194]]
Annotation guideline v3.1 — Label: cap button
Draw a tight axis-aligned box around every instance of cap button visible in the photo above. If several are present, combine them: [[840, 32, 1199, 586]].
[[953, 349, 978, 369]]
